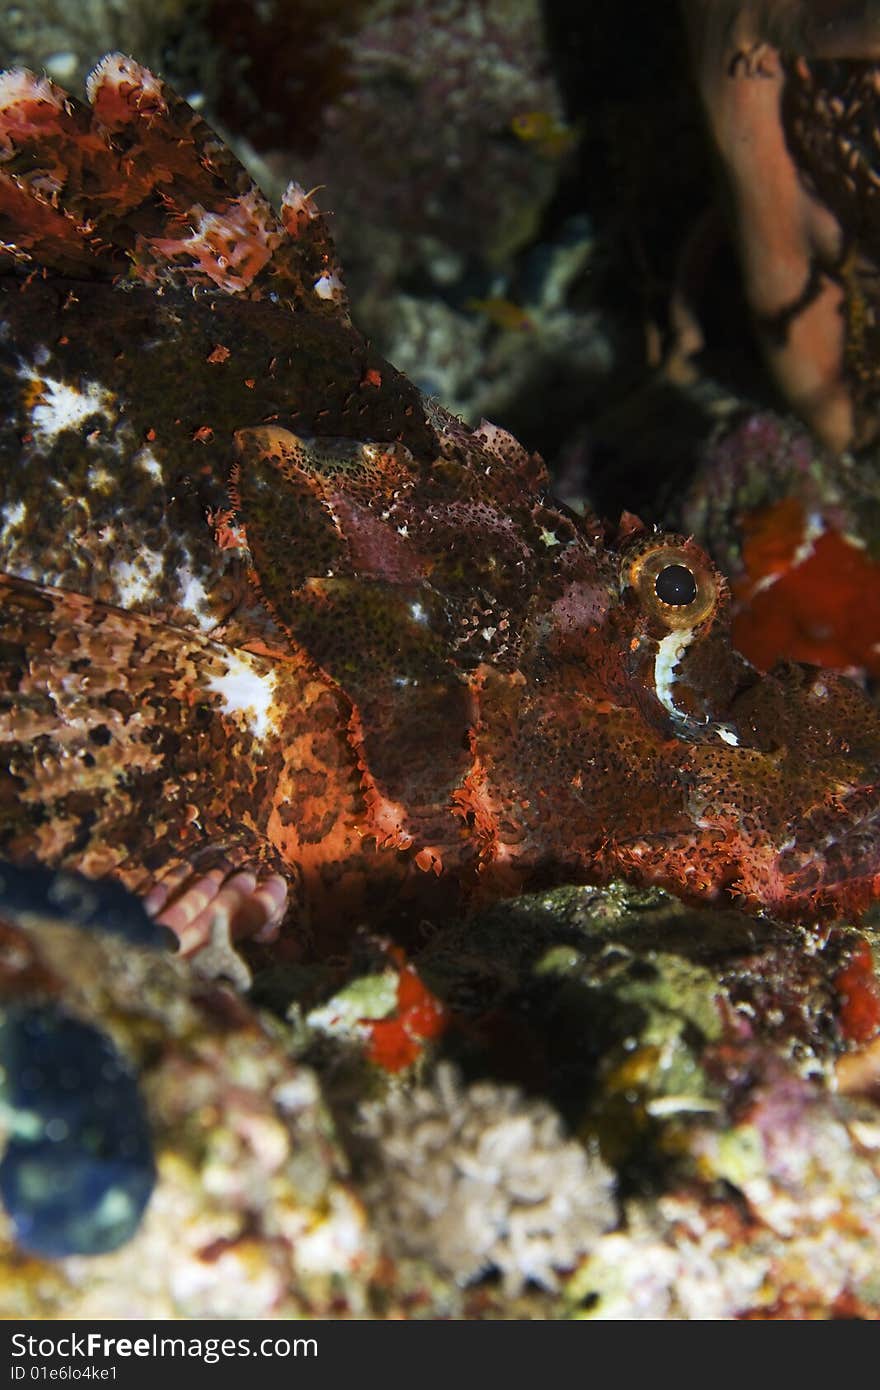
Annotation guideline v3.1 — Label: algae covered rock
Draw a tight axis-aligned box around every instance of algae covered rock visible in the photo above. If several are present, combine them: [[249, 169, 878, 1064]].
[[3, 864, 880, 1318]]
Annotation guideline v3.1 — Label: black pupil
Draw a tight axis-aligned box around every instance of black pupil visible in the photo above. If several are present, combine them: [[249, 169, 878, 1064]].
[[654, 563, 697, 607]]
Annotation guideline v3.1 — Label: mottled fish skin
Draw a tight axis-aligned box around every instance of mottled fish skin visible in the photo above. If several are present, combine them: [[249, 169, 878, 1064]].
[[1, 55, 880, 942]]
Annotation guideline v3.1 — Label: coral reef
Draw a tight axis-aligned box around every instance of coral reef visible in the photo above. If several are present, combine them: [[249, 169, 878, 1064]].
[[0, 863, 374, 1318], [0, 1, 188, 89], [248, 0, 567, 287], [358, 1063, 616, 1294], [681, 409, 880, 676], [409, 883, 880, 1317], [4, 868, 880, 1317], [2, 4, 880, 1322], [368, 215, 614, 438]]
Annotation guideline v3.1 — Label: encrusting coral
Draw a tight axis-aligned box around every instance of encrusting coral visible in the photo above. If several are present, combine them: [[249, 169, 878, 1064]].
[[681, 409, 880, 678], [357, 1063, 616, 1294]]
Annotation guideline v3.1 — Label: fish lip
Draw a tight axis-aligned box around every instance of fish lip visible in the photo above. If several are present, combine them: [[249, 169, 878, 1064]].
[[774, 781, 880, 900]]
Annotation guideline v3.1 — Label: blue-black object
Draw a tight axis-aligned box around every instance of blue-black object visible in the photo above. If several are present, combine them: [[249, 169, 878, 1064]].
[[0, 859, 174, 950], [0, 1003, 156, 1257]]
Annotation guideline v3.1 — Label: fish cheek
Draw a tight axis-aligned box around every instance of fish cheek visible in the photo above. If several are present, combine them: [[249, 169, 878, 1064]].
[[291, 578, 473, 844], [667, 627, 752, 725], [232, 446, 344, 604], [731, 661, 880, 765], [231, 424, 421, 609], [233, 426, 474, 840]]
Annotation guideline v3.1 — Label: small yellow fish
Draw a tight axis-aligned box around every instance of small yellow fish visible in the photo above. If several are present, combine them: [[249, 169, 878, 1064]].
[[464, 296, 533, 331], [510, 109, 578, 159]]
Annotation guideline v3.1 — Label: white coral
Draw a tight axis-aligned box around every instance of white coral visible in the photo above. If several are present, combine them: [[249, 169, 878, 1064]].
[[359, 1063, 616, 1294]]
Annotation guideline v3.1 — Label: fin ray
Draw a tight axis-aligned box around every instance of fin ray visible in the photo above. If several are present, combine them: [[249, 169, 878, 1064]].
[[0, 54, 347, 312]]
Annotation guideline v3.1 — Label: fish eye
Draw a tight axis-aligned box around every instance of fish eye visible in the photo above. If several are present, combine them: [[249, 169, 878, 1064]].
[[654, 563, 698, 607], [624, 539, 720, 630]]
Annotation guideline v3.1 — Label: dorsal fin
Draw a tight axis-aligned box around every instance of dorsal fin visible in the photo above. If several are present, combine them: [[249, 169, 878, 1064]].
[[0, 54, 347, 315]]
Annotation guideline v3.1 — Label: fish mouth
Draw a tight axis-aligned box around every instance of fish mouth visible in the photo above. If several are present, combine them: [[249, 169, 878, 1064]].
[[702, 662, 880, 914], [725, 777, 880, 918], [771, 783, 880, 901]]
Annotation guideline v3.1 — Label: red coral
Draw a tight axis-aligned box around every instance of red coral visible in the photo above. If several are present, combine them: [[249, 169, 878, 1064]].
[[732, 497, 880, 677], [834, 939, 880, 1045], [364, 947, 448, 1073]]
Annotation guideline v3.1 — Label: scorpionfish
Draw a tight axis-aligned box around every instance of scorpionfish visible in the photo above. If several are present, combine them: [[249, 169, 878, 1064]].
[[1, 55, 880, 953]]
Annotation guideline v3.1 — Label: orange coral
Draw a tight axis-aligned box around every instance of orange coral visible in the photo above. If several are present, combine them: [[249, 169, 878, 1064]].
[[363, 948, 448, 1073], [732, 497, 880, 676]]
